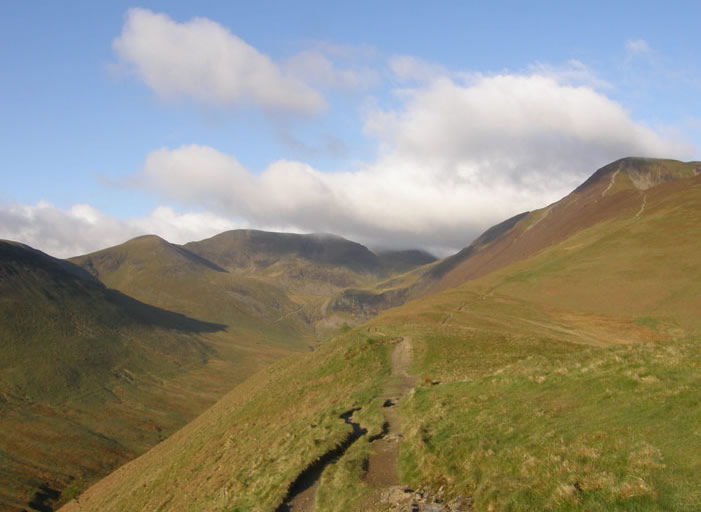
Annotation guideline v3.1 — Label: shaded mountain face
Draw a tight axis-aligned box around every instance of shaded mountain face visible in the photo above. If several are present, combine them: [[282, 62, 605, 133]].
[[58, 157, 701, 512], [0, 241, 223, 395], [0, 241, 232, 511], [376, 249, 437, 275], [185, 230, 383, 274]]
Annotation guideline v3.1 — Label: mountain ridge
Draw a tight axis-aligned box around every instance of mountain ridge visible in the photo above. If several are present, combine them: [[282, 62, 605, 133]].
[[330, 157, 701, 317]]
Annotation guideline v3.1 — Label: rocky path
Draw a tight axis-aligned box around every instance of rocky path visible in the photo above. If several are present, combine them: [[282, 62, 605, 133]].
[[365, 337, 413, 487], [365, 338, 473, 512], [277, 410, 367, 512], [278, 338, 413, 512]]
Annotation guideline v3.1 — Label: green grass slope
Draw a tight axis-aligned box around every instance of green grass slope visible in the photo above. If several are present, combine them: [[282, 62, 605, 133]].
[[60, 161, 701, 511], [61, 328, 393, 512], [380, 168, 701, 510]]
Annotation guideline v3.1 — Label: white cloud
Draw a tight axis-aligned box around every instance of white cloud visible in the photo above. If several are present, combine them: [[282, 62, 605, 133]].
[[133, 70, 694, 255], [365, 74, 692, 179], [112, 8, 325, 114], [0, 202, 238, 258], [626, 39, 650, 55]]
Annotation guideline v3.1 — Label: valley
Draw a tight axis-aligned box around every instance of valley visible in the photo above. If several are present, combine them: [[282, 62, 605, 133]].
[[5, 5, 700, 511], [21, 157, 697, 511], [0, 231, 432, 511]]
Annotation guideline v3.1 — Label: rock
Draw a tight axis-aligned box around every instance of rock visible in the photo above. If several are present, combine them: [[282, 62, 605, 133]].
[[377, 486, 471, 512], [380, 486, 414, 507], [447, 495, 473, 511], [421, 503, 447, 512]]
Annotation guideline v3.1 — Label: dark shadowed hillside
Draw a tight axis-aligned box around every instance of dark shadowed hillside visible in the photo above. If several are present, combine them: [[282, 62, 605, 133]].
[[185, 230, 383, 274], [0, 241, 231, 511]]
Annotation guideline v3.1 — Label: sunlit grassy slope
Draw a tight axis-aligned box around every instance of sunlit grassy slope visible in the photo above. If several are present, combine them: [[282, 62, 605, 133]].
[[70, 234, 317, 372], [61, 162, 701, 511], [380, 168, 701, 511], [61, 328, 393, 512]]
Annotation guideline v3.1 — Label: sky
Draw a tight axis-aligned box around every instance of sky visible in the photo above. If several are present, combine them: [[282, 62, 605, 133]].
[[1, 1, 700, 258]]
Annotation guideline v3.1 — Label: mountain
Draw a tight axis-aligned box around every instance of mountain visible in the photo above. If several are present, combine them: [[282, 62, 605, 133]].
[[376, 249, 437, 275], [184, 230, 383, 276], [422, 157, 701, 295], [0, 241, 231, 511], [1, 230, 432, 510], [332, 158, 701, 316], [183, 229, 436, 290], [59, 158, 701, 511], [70, 234, 313, 347], [73, 230, 434, 335]]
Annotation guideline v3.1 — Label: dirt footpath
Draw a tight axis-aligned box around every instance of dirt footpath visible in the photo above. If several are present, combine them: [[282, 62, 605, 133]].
[[365, 337, 413, 486]]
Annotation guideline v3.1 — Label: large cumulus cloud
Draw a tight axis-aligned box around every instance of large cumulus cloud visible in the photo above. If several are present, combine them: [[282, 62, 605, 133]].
[[134, 72, 694, 254], [112, 8, 325, 113]]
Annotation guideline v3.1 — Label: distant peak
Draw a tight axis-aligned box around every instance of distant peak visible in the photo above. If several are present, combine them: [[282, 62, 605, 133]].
[[128, 234, 168, 244], [574, 157, 701, 194], [0, 239, 31, 250]]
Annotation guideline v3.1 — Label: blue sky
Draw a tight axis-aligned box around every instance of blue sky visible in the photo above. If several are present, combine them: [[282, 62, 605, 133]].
[[1, 1, 700, 257]]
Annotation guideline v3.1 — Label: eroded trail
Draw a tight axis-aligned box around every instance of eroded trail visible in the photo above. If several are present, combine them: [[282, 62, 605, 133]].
[[365, 337, 414, 486], [277, 410, 367, 512], [278, 338, 413, 512]]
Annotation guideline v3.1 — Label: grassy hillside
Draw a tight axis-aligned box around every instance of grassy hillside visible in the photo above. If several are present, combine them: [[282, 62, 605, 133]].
[[423, 157, 701, 296], [60, 328, 394, 512], [381, 169, 701, 510], [59, 161, 701, 511]]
